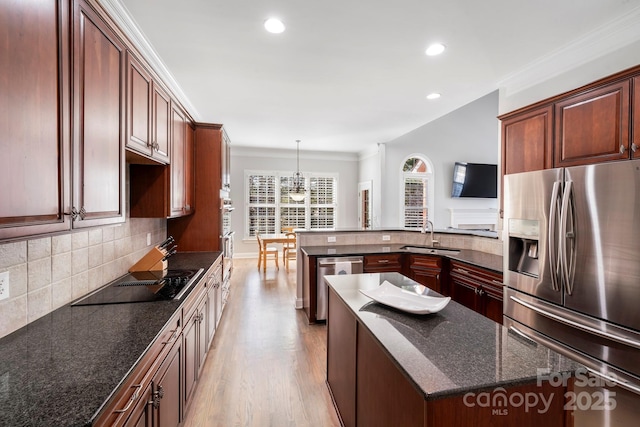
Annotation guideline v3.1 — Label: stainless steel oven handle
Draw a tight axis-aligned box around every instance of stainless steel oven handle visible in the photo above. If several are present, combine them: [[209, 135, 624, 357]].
[[585, 367, 640, 395], [508, 325, 538, 345], [510, 295, 640, 350]]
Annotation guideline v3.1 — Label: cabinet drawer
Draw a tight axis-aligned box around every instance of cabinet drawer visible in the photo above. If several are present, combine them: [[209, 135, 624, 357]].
[[407, 254, 441, 270], [449, 260, 502, 289], [363, 254, 402, 272]]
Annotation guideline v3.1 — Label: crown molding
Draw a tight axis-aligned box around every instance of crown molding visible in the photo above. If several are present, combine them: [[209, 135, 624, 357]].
[[498, 5, 640, 97], [99, 0, 201, 121]]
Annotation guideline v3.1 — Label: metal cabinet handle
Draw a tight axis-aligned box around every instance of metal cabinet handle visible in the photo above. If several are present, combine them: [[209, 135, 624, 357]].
[[377, 259, 390, 264], [114, 384, 142, 413], [161, 329, 178, 345], [620, 144, 627, 154], [632, 143, 638, 153], [455, 267, 469, 275], [491, 279, 503, 286]]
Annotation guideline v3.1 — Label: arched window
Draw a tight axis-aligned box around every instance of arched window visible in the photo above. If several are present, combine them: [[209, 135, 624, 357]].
[[401, 155, 434, 229]]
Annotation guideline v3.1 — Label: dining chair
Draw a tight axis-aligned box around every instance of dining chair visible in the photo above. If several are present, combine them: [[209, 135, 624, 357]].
[[257, 234, 279, 271], [283, 232, 297, 271]]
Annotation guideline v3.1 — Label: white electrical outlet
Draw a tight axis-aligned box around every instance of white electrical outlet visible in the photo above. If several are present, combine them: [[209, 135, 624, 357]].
[[382, 235, 391, 241], [0, 271, 9, 301], [147, 232, 151, 246], [327, 236, 337, 243]]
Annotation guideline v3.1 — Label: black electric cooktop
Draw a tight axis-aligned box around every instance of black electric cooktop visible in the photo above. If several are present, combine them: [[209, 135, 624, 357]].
[[71, 268, 204, 306]]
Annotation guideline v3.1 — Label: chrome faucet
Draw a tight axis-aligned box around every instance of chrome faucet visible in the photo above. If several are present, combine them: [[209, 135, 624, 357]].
[[421, 219, 439, 246]]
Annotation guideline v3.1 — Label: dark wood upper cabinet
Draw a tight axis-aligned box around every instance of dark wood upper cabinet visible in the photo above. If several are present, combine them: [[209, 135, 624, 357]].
[[170, 103, 187, 217], [71, 0, 126, 228], [554, 80, 630, 166], [152, 83, 172, 163], [126, 52, 152, 156], [126, 51, 171, 164], [632, 76, 640, 159], [130, 103, 194, 219], [0, 0, 72, 239], [501, 105, 553, 175]]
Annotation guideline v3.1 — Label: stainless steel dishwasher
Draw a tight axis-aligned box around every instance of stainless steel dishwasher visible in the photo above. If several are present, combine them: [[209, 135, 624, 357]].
[[316, 257, 363, 321]]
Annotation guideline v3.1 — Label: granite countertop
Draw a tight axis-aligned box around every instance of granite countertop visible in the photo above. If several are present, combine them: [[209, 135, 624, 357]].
[[0, 251, 221, 427], [295, 227, 499, 238], [301, 244, 503, 273], [325, 272, 581, 400]]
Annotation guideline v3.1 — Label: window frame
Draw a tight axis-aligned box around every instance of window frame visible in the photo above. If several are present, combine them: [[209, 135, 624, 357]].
[[399, 154, 435, 229], [244, 170, 339, 239]]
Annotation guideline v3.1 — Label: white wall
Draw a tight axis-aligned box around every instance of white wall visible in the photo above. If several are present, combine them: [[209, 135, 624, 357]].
[[357, 144, 384, 228], [499, 37, 640, 115], [379, 91, 500, 229], [230, 146, 359, 256]]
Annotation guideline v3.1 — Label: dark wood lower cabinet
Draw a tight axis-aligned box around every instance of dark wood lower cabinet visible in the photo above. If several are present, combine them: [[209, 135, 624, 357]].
[[363, 254, 402, 273], [327, 287, 357, 427], [95, 256, 223, 427], [153, 337, 182, 427], [327, 280, 569, 427], [449, 260, 504, 324], [405, 255, 443, 294], [357, 325, 424, 426]]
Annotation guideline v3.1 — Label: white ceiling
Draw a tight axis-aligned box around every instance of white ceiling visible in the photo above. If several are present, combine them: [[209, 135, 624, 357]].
[[116, 0, 640, 153]]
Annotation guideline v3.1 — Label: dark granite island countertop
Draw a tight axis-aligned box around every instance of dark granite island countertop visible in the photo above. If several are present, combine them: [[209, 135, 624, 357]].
[[325, 272, 581, 400], [0, 252, 221, 427]]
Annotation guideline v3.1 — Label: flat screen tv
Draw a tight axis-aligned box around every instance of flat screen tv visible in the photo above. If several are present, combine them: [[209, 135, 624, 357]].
[[451, 162, 497, 198]]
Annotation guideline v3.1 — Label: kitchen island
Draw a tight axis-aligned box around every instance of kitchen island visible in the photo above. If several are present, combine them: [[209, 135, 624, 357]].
[[0, 252, 221, 427], [325, 272, 581, 426]]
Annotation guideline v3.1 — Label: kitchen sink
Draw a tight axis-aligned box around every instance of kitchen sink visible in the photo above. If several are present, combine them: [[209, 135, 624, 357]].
[[400, 245, 461, 255]]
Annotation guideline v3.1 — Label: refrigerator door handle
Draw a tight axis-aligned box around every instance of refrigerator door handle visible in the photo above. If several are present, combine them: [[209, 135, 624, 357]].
[[559, 179, 574, 295], [509, 295, 640, 350], [585, 367, 640, 396], [548, 181, 561, 292]]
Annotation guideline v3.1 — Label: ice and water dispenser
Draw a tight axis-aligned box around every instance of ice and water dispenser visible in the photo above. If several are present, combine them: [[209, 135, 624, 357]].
[[507, 219, 540, 278]]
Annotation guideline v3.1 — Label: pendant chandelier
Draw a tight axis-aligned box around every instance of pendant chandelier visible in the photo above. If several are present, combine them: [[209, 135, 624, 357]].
[[290, 139, 306, 201]]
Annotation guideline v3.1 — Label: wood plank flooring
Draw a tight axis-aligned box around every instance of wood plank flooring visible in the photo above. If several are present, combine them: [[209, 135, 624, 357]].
[[182, 258, 341, 427]]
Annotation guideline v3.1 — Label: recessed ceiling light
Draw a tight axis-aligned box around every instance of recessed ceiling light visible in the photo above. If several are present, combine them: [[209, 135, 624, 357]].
[[426, 93, 441, 100], [264, 18, 285, 34], [425, 43, 446, 56]]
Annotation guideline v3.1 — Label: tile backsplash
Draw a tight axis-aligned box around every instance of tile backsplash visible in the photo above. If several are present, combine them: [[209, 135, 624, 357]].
[[0, 218, 166, 339]]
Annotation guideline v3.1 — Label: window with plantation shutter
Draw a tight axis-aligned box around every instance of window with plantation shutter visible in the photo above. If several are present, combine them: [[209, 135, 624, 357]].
[[401, 156, 433, 229], [245, 171, 338, 237], [247, 174, 277, 236]]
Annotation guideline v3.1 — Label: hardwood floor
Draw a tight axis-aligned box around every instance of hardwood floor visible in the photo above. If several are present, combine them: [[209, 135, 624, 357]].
[[183, 258, 341, 427]]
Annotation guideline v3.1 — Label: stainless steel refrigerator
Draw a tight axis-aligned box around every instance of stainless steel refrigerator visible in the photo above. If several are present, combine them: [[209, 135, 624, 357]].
[[503, 159, 640, 425]]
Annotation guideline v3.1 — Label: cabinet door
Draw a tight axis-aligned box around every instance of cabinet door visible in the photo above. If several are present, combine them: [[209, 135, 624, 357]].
[[406, 255, 442, 293], [0, 0, 71, 239], [152, 83, 171, 163], [449, 277, 480, 314], [72, 0, 125, 227], [153, 337, 182, 427], [170, 103, 186, 217], [501, 105, 553, 175], [183, 308, 198, 407], [633, 76, 640, 159], [481, 284, 504, 325], [196, 297, 208, 376], [221, 129, 231, 190], [327, 287, 357, 427], [554, 80, 630, 166], [184, 123, 195, 213], [125, 383, 152, 427], [126, 52, 151, 156], [357, 323, 424, 426]]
